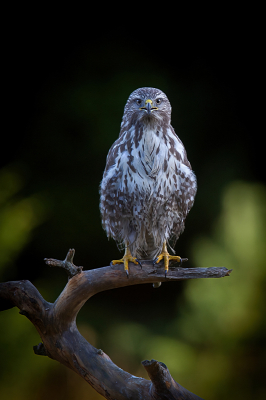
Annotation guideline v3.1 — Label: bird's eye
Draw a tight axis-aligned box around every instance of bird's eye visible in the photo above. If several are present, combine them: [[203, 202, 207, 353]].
[[136, 99, 142, 105], [156, 98, 162, 104]]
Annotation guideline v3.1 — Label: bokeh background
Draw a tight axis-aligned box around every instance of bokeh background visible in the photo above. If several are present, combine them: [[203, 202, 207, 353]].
[[0, 21, 265, 400]]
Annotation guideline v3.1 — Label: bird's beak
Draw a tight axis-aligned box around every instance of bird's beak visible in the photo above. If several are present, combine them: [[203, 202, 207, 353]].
[[145, 99, 152, 114], [140, 99, 158, 114]]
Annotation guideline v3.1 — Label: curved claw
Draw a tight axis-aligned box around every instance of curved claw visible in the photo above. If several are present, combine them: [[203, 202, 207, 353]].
[[125, 269, 129, 278], [152, 257, 158, 266], [135, 259, 143, 269]]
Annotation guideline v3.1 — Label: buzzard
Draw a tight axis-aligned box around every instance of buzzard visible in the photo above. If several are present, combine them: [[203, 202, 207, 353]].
[[100, 87, 197, 281]]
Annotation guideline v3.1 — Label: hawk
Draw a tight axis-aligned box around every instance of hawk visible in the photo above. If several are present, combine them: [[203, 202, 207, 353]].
[[100, 87, 197, 281]]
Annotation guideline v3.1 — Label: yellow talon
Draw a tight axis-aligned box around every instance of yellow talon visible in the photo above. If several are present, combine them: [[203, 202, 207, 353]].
[[156, 241, 181, 276], [112, 243, 138, 277]]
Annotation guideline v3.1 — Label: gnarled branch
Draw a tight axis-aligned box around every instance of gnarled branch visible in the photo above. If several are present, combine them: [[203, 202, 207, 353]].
[[0, 249, 231, 399]]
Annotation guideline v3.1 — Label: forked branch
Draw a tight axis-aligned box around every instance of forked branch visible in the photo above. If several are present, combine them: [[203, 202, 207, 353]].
[[0, 249, 231, 399]]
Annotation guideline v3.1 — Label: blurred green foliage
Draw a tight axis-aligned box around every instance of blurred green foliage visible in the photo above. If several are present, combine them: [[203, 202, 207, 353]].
[[0, 43, 265, 400], [0, 167, 49, 278]]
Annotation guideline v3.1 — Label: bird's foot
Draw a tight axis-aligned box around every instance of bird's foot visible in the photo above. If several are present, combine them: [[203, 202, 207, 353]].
[[153, 245, 186, 277], [112, 253, 139, 277]]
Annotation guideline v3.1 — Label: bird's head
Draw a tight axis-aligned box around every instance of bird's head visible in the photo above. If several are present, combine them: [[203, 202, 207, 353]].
[[122, 87, 172, 129]]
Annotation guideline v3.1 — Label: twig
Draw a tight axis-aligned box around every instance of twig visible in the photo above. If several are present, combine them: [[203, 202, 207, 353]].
[[44, 248, 83, 278]]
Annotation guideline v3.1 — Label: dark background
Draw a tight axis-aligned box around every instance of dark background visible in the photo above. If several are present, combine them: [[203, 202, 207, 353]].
[[1, 17, 265, 400]]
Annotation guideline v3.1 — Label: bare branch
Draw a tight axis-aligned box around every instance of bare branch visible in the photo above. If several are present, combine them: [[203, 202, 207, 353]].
[[0, 250, 231, 399], [44, 248, 83, 278], [142, 359, 203, 400]]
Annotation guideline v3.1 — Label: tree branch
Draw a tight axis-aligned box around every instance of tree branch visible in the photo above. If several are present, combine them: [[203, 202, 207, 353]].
[[0, 249, 231, 399], [44, 248, 83, 278]]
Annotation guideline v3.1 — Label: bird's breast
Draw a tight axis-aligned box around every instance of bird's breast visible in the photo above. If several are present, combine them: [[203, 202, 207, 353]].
[[131, 127, 165, 177], [114, 125, 189, 198]]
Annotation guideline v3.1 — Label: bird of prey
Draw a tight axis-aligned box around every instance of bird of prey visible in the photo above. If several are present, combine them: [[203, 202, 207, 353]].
[[100, 87, 197, 282]]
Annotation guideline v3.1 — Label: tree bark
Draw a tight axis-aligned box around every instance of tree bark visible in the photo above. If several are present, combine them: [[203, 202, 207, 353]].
[[0, 249, 231, 399]]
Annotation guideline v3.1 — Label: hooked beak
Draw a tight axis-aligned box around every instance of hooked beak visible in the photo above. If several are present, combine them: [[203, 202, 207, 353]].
[[140, 99, 158, 115]]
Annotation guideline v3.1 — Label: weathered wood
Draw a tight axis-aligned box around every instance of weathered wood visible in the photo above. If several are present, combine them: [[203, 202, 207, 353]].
[[44, 248, 83, 278], [142, 359, 203, 400], [0, 250, 231, 399]]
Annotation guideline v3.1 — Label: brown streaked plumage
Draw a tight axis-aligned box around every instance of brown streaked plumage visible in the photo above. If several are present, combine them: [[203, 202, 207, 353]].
[[100, 87, 197, 277]]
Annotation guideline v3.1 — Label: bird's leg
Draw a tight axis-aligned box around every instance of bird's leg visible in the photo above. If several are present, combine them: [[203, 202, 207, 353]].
[[154, 241, 183, 277], [112, 242, 139, 277]]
